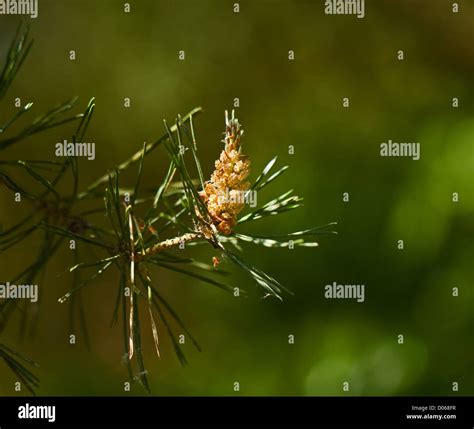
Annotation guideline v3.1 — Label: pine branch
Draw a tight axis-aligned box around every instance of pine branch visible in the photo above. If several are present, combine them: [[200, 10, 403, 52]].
[[0, 26, 337, 393], [0, 343, 39, 395]]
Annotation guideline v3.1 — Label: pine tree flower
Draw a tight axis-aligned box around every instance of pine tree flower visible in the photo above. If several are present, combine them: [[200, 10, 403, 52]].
[[199, 110, 251, 235]]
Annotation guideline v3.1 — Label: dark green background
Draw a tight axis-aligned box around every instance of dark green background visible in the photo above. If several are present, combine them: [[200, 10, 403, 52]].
[[0, 0, 473, 395]]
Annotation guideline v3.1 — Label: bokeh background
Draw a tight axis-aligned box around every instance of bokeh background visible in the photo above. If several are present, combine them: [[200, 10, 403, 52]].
[[0, 0, 473, 396]]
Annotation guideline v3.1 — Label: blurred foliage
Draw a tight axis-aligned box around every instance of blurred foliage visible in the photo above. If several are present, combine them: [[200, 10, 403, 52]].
[[0, 0, 473, 395]]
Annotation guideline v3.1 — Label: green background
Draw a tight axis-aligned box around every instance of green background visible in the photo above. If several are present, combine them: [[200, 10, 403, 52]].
[[0, 0, 473, 395]]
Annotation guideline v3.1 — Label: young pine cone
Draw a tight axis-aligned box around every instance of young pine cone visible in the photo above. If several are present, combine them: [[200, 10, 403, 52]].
[[200, 110, 251, 235]]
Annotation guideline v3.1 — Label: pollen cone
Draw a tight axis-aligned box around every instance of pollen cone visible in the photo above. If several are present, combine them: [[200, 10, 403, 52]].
[[201, 110, 251, 235]]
